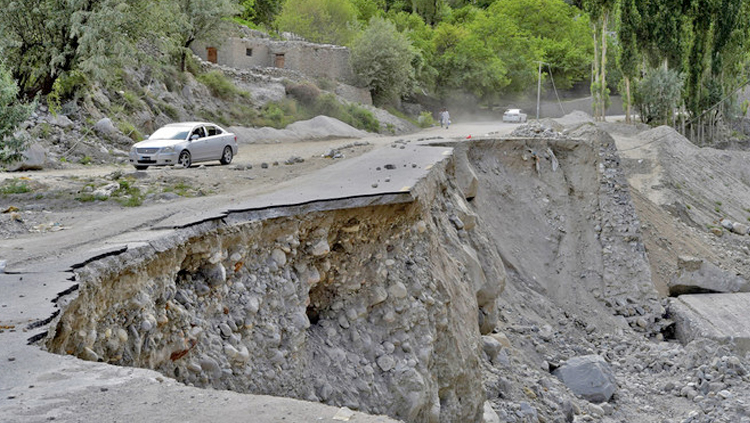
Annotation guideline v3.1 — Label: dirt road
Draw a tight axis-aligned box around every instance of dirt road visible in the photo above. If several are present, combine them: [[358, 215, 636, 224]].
[[0, 121, 515, 271]]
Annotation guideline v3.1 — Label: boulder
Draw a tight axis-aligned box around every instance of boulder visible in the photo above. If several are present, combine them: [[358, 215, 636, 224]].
[[668, 256, 750, 296], [453, 144, 479, 200], [94, 118, 117, 136], [6, 143, 48, 171], [48, 114, 73, 128], [553, 355, 617, 403]]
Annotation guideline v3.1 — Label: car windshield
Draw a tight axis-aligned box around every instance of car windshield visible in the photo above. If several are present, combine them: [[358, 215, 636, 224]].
[[149, 127, 191, 140]]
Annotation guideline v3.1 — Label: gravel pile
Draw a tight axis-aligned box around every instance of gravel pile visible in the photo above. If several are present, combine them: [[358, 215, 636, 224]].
[[510, 122, 572, 140]]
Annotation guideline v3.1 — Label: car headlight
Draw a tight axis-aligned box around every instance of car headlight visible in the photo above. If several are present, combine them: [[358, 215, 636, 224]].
[[161, 146, 174, 153]]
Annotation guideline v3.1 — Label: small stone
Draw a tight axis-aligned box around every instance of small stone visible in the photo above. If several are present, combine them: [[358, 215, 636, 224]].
[[587, 403, 604, 418], [311, 240, 330, 257], [370, 286, 389, 305], [219, 323, 232, 338], [271, 249, 287, 266], [388, 282, 408, 299], [80, 347, 99, 362], [377, 355, 395, 371]]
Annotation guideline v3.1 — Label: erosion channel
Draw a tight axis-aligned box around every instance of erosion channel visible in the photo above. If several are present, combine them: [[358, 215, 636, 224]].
[[35, 123, 739, 423]]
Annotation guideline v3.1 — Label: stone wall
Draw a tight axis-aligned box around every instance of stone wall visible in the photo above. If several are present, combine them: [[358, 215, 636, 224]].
[[192, 37, 356, 86]]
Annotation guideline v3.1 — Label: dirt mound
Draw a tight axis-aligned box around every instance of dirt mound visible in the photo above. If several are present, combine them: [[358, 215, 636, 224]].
[[230, 116, 369, 144], [553, 110, 594, 128], [612, 122, 750, 297]]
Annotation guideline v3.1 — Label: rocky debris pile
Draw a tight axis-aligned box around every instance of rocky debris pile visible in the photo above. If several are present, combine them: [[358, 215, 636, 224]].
[[510, 122, 571, 140], [553, 110, 595, 128], [230, 116, 369, 145], [478, 288, 750, 423], [9, 105, 133, 170]]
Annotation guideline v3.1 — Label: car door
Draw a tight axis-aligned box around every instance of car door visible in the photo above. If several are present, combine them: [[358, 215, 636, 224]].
[[189, 126, 210, 161], [203, 125, 222, 160]]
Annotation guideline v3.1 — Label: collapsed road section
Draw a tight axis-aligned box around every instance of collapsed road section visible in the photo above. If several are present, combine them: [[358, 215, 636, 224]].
[[39, 143, 504, 423], [5, 124, 715, 423]]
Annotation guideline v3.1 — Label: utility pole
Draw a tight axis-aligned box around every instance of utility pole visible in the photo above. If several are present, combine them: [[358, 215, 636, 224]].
[[536, 61, 542, 121]]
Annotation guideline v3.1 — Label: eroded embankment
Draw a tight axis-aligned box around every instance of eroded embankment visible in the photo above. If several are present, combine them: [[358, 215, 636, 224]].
[[43, 158, 505, 423], [457, 126, 663, 335], [41, 127, 668, 423]]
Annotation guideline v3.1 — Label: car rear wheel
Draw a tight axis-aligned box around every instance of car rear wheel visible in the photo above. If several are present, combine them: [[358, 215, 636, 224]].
[[178, 150, 192, 168], [220, 146, 233, 165]]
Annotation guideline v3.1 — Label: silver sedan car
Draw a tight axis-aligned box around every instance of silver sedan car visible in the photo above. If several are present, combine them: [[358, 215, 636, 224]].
[[129, 122, 238, 170]]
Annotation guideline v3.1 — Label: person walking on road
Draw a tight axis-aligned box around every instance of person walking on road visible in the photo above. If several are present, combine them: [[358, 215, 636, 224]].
[[439, 108, 451, 129]]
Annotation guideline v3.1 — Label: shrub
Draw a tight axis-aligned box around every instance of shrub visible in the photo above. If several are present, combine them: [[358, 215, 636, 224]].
[[633, 67, 684, 125], [0, 178, 31, 195], [197, 71, 251, 101], [286, 83, 321, 105], [48, 71, 87, 115], [117, 120, 143, 141], [345, 104, 379, 132], [417, 111, 435, 127], [114, 179, 143, 207], [350, 17, 417, 106], [0, 65, 35, 165]]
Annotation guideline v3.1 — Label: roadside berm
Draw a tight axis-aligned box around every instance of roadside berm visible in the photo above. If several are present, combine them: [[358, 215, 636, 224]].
[[4, 115, 750, 423]]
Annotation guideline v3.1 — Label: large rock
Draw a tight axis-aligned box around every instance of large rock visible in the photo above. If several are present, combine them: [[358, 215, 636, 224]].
[[553, 355, 617, 403], [668, 293, 750, 355], [94, 118, 117, 136], [48, 114, 73, 128], [453, 144, 479, 200], [6, 142, 47, 171], [668, 256, 750, 296]]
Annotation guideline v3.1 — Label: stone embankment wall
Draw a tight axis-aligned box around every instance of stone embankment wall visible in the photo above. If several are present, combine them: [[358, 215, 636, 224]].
[[45, 159, 505, 423]]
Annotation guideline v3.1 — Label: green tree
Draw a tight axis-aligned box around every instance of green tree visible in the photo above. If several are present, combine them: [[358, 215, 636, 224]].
[[583, 0, 617, 121], [240, 0, 284, 29], [489, 0, 592, 91], [633, 66, 684, 125], [171, 0, 241, 72], [386, 11, 438, 93], [276, 0, 359, 45], [0, 0, 154, 98], [0, 65, 35, 165], [432, 21, 510, 101], [618, 0, 640, 123], [349, 17, 418, 105]]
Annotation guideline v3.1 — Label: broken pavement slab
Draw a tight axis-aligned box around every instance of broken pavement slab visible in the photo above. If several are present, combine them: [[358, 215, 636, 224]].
[[668, 256, 750, 296], [669, 293, 750, 354]]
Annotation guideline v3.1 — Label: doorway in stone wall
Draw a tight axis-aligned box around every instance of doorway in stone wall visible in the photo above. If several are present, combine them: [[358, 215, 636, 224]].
[[207, 47, 217, 63], [274, 53, 285, 68]]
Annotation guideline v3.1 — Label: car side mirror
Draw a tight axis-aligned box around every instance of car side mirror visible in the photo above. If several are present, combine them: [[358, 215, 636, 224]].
[[191, 134, 200, 141]]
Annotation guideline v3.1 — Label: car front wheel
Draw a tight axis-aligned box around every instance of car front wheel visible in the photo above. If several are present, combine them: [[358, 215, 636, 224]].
[[178, 150, 192, 168], [220, 146, 233, 165]]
